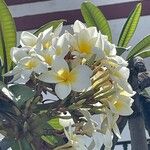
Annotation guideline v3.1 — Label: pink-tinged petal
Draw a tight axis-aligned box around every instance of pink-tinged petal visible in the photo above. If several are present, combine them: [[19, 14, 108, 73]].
[[55, 83, 71, 99], [38, 71, 60, 83], [20, 31, 37, 47]]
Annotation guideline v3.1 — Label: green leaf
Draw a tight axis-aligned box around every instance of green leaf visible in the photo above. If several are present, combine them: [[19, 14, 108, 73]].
[[118, 3, 142, 47], [34, 19, 66, 36], [0, 0, 16, 73], [41, 135, 65, 148], [127, 35, 150, 60], [81, 1, 112, 42], [140, 87, 150, 99], [116, 46, 130, 56], [0, 138, 33, 150], [133, 49, 150, 58], [41, 135, 58, 145], [48, 118, 63, 131], [9, 84, 35, 107]]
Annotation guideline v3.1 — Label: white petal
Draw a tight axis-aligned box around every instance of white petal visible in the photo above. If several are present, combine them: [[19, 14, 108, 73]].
[[54, 23, 63, 37], [113, 123, 121, 139], [92, 132, 103, 150], [10, 47, 29, 63], [109, 100, 133, 116], [116, 80, 133, 94], [20, 31, 37, 47], [104, 39, 116, 56], [34, 61, 48, 74], [103, 130, 113, 149], [111, 56, 128, 66], [73, 20, 86, 33], [56, 33, 69, 57], [71, 65, 92, 92], [4, 66, 21, 76], [87, 27, 98, 38], [55, 83, 71, 99], [72, 65, 93, 77], [42, 27, 53, 42], [38, 70, 60, 83], [52, 57, 69, 72], [14, 70, 32, 84]]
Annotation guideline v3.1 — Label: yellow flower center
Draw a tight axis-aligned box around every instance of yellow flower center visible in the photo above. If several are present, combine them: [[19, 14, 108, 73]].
[[43, 54, 52, 65], [56, 69, 76, 84], [79, 40, 92, 54], [24, 59, 38, 70], [114, 100, 123, 111], [56, 47, 62, 56], [43, 41, 51, 49]]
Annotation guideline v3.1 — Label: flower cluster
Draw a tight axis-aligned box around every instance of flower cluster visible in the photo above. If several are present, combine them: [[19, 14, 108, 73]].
[[5, 20, 135, 149]]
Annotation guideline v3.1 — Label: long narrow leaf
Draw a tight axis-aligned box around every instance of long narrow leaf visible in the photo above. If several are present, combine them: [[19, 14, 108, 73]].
[[118, 3, 142, 47], [127, 35, 150, 60], [0, 0, 16, 72], [34, 19, 65, 36], [133, 49, 150, 58], [81, 1, 112, 42]]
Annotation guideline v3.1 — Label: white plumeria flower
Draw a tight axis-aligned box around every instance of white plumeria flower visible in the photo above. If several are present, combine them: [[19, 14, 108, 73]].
[[100, 56, 133, 94], [34, 33, 69, 66], [38, 57, 92, 99], [107, 93, 133, 116], [5, 56, 47, 84], [68, 20, 98, 57], [35, 47, 56, 66], [20, 23, 63, 50], [95, 32, 116, 60]]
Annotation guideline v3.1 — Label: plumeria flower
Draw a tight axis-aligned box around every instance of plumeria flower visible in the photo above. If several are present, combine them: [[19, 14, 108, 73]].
[[107, 91, 134, 116], [38, 57, 92, 99], [35, 47, 56, 66], [68, 20, 98, 58], [20, 23, 63, 50], [5, 56, 47, 84], [99, 55, 133, 94], [95, 32, 116, 60]]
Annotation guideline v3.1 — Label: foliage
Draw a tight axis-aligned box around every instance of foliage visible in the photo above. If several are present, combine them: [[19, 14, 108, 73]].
[[118, 3, 142, 47], [0, 0, 16, 73]]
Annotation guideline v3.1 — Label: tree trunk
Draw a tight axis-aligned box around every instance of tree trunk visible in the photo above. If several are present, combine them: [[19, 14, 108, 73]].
[[128, 57, 148, 150]]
